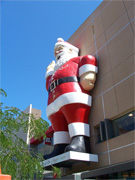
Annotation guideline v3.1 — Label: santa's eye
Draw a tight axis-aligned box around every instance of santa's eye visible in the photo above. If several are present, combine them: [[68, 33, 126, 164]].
[[55, 45, 64, 52]]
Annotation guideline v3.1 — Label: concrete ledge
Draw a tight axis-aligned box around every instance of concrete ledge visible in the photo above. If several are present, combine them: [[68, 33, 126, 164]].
[[42, 151, 98, 169]]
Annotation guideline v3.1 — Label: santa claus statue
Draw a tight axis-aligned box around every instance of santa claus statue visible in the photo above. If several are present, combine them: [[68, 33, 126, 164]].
[[44, 38, 98, 160]]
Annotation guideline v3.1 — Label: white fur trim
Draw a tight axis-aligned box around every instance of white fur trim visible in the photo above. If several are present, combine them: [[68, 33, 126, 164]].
[[79, 64, 98, 77], [54, 131, 71, 145], [68, 123, 90, 137], [45, 69, 54, 79], [46, 92, 92, 118], [55, 41, 79, 53]]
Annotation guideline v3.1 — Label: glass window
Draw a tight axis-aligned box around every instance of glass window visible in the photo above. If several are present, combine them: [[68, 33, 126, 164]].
[[95, 122, 107, 143], [96, 111, 135, 143], [113, 111, 135, 136]]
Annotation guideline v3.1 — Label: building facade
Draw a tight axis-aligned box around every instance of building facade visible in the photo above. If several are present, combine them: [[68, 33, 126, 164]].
[[61, 0, 134, 179], [30, 125, 54, 157], [30, 0, 134, 179]]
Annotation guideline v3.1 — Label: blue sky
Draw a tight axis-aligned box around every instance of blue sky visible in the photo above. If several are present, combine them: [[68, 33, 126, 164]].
[[1, 0, 103, 125]]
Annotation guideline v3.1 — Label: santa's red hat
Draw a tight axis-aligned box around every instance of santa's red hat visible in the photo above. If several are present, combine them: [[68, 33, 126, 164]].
[[54, 38, 79, 53]]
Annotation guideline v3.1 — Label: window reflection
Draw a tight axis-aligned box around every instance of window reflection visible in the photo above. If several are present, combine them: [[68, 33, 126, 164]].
[[96, 111, 135, 143], [113, 111, 135, 136]]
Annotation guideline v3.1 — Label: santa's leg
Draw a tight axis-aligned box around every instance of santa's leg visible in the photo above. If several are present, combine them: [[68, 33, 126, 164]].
[[43, 110, 70, 160], [61, 103, 91, 153]]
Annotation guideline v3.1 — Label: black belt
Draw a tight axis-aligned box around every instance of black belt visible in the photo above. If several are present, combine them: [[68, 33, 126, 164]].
[[49, 76, 80, 93]]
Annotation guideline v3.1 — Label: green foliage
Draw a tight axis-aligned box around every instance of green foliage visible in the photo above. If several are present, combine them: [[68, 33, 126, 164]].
[[0, 89, 7, 97], [0, 89, 49, 180], [52, 166, 61, 178]]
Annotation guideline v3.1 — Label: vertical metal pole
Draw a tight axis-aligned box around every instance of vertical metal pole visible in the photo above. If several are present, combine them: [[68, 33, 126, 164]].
[[26, 104, 32, 145]]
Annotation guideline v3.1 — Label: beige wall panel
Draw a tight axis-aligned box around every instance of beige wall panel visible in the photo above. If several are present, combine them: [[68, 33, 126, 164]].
[[70, 30, 86, 55], [127, 5, 135, 21], [68, 24, 85, 48], [97, 46, 112, 77], [112, 61, 128, 85], [90, 122, 96, 136], [90, 135, 97, 153], [101, 71, 114, 93], [32, 108, 41, 119], [71, 161, 100, 174], [110, 144, 135, 164], [93, 13, 104, 39], [115, 79, 134, 114], [108, 131, 135, 150], [69, 163, 88, 175], [97, 153, 109, 168], [123, 0, 134, 11], [90, 130, 108, 154], [107, 24, 134, 69], [90, 135, 97, 154], [124, 144, 135, 161], [89, 96, 104, 126], [91, 139, 108, 154], [99, 0, 112, 11], [96, 33, 106, 50], [122, 130, 135, 146], [91, 6, 101, 20], [81, 41, 96, 56], [125, 54, 134, 76], [101, 1, 125, 31], [127, 6, 135, 33], [103, 88, 119, 119], [91, 77, 102, 97], [105, 11, 129, 41], [130, 19, 135, 34], [84, 22, 94, 48], [128, 75, 135, 99], [84, 14, 92, 27], [68, 34, 76, 45]]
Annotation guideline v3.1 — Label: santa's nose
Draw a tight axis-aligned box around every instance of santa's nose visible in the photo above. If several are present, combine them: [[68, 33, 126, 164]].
[[55, 50, 63, 57]]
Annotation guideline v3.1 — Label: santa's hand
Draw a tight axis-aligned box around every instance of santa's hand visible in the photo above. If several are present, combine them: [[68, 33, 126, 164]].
[[46, 60, 55, 71], [80, 72, 96, 91]]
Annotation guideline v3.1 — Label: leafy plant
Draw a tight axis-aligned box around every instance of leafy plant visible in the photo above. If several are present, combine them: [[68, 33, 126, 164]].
[[0, 89, 49, 180], [52, 165, 61, 179]]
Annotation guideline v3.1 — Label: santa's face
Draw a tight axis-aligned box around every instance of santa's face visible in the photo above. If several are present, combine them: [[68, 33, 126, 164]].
[[54, 45, 78, 71], [54, 45, 70, 62]]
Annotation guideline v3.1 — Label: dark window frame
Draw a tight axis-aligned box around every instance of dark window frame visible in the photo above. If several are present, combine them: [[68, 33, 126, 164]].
[[95, 111, 135, 143]]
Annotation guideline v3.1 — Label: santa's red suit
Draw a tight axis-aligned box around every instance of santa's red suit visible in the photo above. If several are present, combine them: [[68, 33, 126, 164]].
[[44, 38, 98, 159], [46, 55, 98, 143]]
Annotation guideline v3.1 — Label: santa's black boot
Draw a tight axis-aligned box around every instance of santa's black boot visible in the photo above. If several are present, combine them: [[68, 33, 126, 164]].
[[64, 136, 91, 153], [43, 144, 68, 160]]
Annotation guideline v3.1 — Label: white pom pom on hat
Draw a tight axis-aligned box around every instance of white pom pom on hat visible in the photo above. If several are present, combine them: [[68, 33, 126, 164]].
[[55, 37, 79, 53], [57, 38, 64, 42]]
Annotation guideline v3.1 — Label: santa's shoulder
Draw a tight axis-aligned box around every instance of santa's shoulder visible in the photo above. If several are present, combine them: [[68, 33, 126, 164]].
[[69, 55, 97, 63], [68, 56, 82, 64]]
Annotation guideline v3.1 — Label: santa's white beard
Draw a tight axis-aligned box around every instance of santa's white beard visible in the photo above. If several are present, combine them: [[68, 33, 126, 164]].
[[54, 52, 77, 71]]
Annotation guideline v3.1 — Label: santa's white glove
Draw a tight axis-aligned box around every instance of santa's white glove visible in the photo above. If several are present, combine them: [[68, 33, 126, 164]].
[[80, 72, 96, 91], [46, 60, 55, 71]]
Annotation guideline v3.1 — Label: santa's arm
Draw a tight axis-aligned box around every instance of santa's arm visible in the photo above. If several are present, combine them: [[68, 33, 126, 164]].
[[79, 55, 98, 91], [45, 60, 55, 91]]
